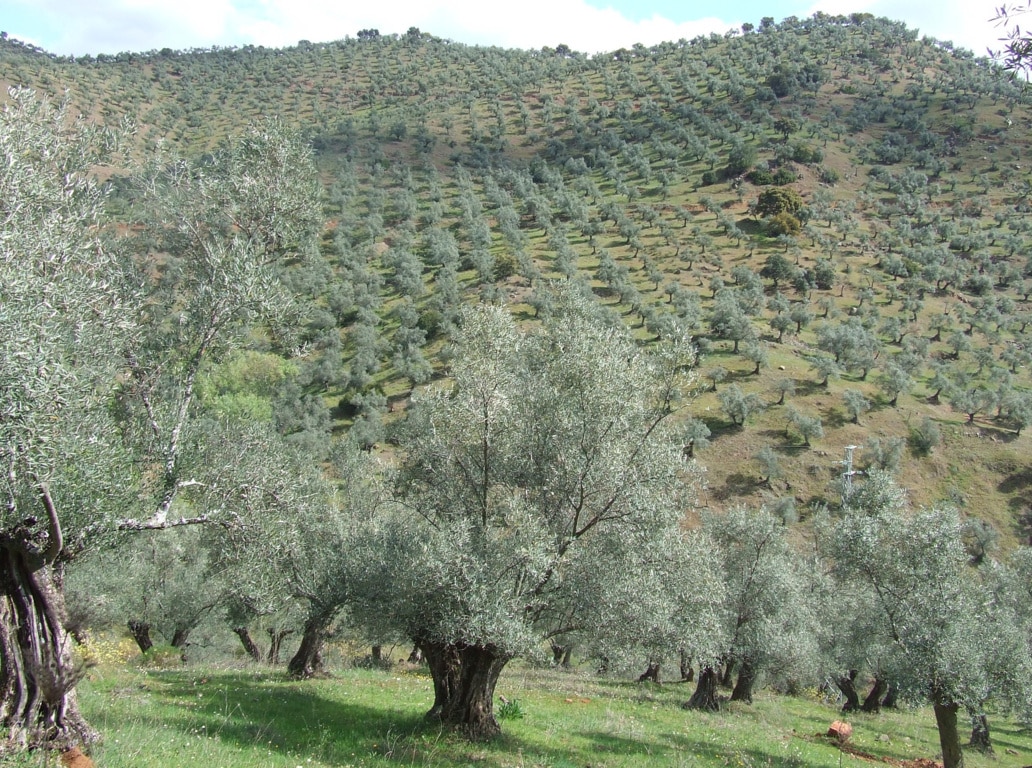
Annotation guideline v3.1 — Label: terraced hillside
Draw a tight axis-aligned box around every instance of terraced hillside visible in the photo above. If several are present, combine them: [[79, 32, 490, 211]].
[[4, 14, 1032, 541]]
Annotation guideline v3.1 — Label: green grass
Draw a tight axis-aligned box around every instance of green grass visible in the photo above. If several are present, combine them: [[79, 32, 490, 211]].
[[10, 663, 1032, 767]]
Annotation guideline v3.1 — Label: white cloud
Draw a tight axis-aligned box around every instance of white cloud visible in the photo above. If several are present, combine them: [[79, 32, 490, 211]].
[[9, 0, 734, 55], [807, 0, 1004, 58], [204, 0, 734, 54], [6, 0, 1005, 59]]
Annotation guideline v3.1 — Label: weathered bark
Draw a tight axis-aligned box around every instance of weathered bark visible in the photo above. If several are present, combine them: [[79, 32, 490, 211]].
[[233, 627, 262, 663], [406, 645, 423, 664], [835, 670, 861, 712], [169, 627, 190, 650], [679, 650, 694, 682], [419, 640, 511, 740], [637, 662, 661, 683], [861, 677, 887, 713], [729, 661, 756, 704], [266, 628, 293, 665], [420, 640, 460, 719], [126, 620, 153, 654], [550, 642, 572, 668], [968, 711, 992, 754], [933, 701, 965, 768], [0, 537, 98, 752], [720, 659, 736, 688], [881, 681, 899, 709], [684, 666, 720, 711], [286, 614, 330, 680]]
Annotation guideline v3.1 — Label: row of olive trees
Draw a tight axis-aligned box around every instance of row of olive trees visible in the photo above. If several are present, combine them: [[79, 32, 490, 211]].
[[208, 295, 1032, 767]]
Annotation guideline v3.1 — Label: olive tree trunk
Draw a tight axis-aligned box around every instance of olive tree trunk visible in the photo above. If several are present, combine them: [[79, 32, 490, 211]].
[[286, 613, 331, 680], [637, 662, 661, 683], [729, 661, 756, 704], [836, 670, 861, 712], [968, 711, 992, 754], [684, 666, 720, 711], [0, 539, 98, 752], [861, 678, 887, 713], [126, 620, 153, 654], [169, 627, 191, 650], [679, 650, 694, 682], [266, 628, 293, 665], [232, 627, 262, 663], [419, 640, 511, 740], [933, 701, 965, 768]]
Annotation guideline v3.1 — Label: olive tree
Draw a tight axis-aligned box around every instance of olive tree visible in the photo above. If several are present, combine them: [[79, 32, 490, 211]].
[[823, 471, 1032, 768], [118, 117, 322, 531], [348, 288, 712, 739], [0, 89, 136, 752], [1, 90, 324, 754], [694, 507, 818, 707]]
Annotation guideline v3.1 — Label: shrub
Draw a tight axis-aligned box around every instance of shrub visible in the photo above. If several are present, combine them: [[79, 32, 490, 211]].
[[136, 645, 185, 668], [755, 187, 804, 217], [494, 251, 519, 280], [909, 416, 941, 456], [818, 166, 841, 184], [790, 142, 823, 164], [766, 212, 801, 236], [747, 167, 774, 185]]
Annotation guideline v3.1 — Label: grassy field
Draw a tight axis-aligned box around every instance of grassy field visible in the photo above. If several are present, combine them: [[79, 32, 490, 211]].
[[11, 660, 1032, 767]]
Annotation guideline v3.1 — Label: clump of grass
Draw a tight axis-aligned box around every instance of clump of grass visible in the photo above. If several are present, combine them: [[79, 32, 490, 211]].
[[496, 696, 524, 720]]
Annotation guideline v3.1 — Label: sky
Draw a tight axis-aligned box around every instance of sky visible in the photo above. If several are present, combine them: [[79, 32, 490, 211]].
[[0, 0, 1012, 61]]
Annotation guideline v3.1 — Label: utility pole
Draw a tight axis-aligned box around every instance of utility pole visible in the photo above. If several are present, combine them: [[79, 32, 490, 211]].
[[839, 444, 862, 501]]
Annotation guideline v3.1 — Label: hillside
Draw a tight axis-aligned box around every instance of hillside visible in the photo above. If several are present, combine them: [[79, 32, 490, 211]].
[[3, 15, 1032, 543]]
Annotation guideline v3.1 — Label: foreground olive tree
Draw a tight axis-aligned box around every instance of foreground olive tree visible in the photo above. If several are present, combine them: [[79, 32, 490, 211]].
[[0, 89, 134, 752], [1, 90, 324, 755], [350, 289, 709, 739]]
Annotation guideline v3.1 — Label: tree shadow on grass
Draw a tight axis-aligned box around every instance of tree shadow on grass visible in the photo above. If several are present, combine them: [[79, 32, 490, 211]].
[[111, 671, 430, 765], [712, 471, 760, 501], [668, 733, 836, 768], [575, 729, 836, 768]]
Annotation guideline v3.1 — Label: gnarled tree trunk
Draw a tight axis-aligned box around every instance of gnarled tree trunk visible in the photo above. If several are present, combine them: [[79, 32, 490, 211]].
[[968, 711, 992, 754], [684, 666, 720, 711], [127, 620, 153, 654], [550, 642, 572, 668], [233, 627, 262, 663], [836, 669, 861, 712], [266, 628, 293, 665], [861, 677, 887, 713], [933, 701, 965, 768], [637, 662, 661, 683], [169, 627, 190, 651], [419, 639, 511, 740], [287, 613, 331, 680], [0, 538, 98, 752], [730, 661, 756, 704], [679, 650, 694, 682], [720, 659, 736, 687]]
